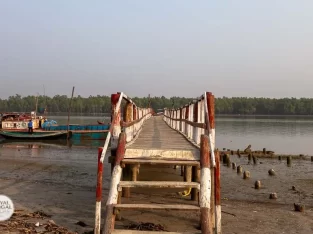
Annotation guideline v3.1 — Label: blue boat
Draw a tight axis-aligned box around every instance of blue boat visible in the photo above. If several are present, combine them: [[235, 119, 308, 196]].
[[42, 123, 110, 140]]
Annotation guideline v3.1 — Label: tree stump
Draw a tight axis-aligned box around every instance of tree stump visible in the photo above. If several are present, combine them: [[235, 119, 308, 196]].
[[268, 169, 275, 176], [287, 156, 292, 167], [232, 162, 236, 170], [253, 155, 257, 165], [243, 171, 250, 179], [227, 157, 231, 168], [269, 193, 277, 199], [237, 149, 241, 158], [237, 165, 243, 174], [223, 154, 230, 164], [255, 180, 261, 189], [294, 203, 305, 212]]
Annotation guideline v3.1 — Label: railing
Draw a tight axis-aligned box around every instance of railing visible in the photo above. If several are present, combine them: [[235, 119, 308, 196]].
[[163, 92, 221, 234], [94, 92, 153, 234], [163, 92, 215, 164]]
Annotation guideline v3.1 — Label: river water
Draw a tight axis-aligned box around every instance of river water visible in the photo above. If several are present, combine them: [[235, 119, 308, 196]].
[[0, 115, 313, 155], [216, 115, 313, 155]]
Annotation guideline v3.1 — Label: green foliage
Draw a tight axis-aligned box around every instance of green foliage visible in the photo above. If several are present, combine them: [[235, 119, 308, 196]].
[[1, 94, 313, 115], [215, 97, 313, 115]]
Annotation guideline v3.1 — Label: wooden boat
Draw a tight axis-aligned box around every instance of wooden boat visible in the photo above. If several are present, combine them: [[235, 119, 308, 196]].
[[1, 112, 50, 130], [0, 131, 70, 140], [97, 120, 105, 125], [43, 123, 110, 140]]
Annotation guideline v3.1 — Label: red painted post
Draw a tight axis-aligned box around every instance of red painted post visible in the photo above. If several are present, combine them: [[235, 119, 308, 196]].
[[110, 93, 121, 173], [133, 105, 137, 121], [95, 147, 104, 234], [115, 132, 126, 166], [200, 135, 213, 234], [103, 132, 126, 234], [206, 92, 215, 129], [206, 92, 215, 149], [215, 150, 221, 234], [111, 93, 121, 147]]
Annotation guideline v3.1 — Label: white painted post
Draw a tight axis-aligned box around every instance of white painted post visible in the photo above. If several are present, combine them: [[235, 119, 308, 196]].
[[200, 100, 205, 141], [182, 107, 186, 134], [189, 103, 194, 140], [175, 110, 178, 130], [184, 106, 189, 136], [200, 134, 213, 233]]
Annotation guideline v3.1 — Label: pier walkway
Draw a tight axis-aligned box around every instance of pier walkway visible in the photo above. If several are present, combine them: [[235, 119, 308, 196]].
[[95, 92, 220, 234]]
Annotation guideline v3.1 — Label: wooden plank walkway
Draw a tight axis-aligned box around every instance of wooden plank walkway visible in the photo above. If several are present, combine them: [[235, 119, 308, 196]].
[[96, 92, 220, 234], [125, 116, 200, 161]]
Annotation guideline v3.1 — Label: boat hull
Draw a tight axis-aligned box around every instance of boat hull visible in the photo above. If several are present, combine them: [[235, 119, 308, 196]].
[[0, 131, 69, 140], [43, 124, 110, 140]]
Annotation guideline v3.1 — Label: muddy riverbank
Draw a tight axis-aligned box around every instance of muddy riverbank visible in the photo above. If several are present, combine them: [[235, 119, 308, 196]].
[[0, 146, 312, 233]]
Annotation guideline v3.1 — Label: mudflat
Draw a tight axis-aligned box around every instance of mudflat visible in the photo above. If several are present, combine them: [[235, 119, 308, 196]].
[[0, 149, 312, 234]]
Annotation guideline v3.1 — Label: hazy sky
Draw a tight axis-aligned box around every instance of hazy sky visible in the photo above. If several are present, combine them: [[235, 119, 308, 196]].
[[1, 0, 313, 99]]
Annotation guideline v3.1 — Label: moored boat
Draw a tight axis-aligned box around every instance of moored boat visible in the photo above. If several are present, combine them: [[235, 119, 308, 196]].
[[42, 123, 110, 140], [0, 112, 57, 130], [0, 130, 69, 140]]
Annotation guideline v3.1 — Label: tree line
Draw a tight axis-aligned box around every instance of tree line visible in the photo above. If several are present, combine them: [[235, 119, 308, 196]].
[[1, 94, 313, 115]]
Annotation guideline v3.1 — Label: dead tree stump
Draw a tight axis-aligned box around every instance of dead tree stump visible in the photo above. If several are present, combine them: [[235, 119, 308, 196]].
[[255, 180, 261, 189], [268, 169, 275, 176], [269, 193, 277, 199], [243, 171, 250, 179], [237, 165, 243, 174], [287, 156, 292, 167], [253, 155, 257, 165], [227, 157, 231, 167], [294, 203, 305, 212]]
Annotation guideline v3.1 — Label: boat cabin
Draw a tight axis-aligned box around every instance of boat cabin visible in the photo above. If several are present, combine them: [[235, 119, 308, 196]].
[[1, 112, 42, 130]]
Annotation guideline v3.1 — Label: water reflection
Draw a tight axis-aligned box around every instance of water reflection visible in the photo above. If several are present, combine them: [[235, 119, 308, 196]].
[[0, 138, 104, 149]]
